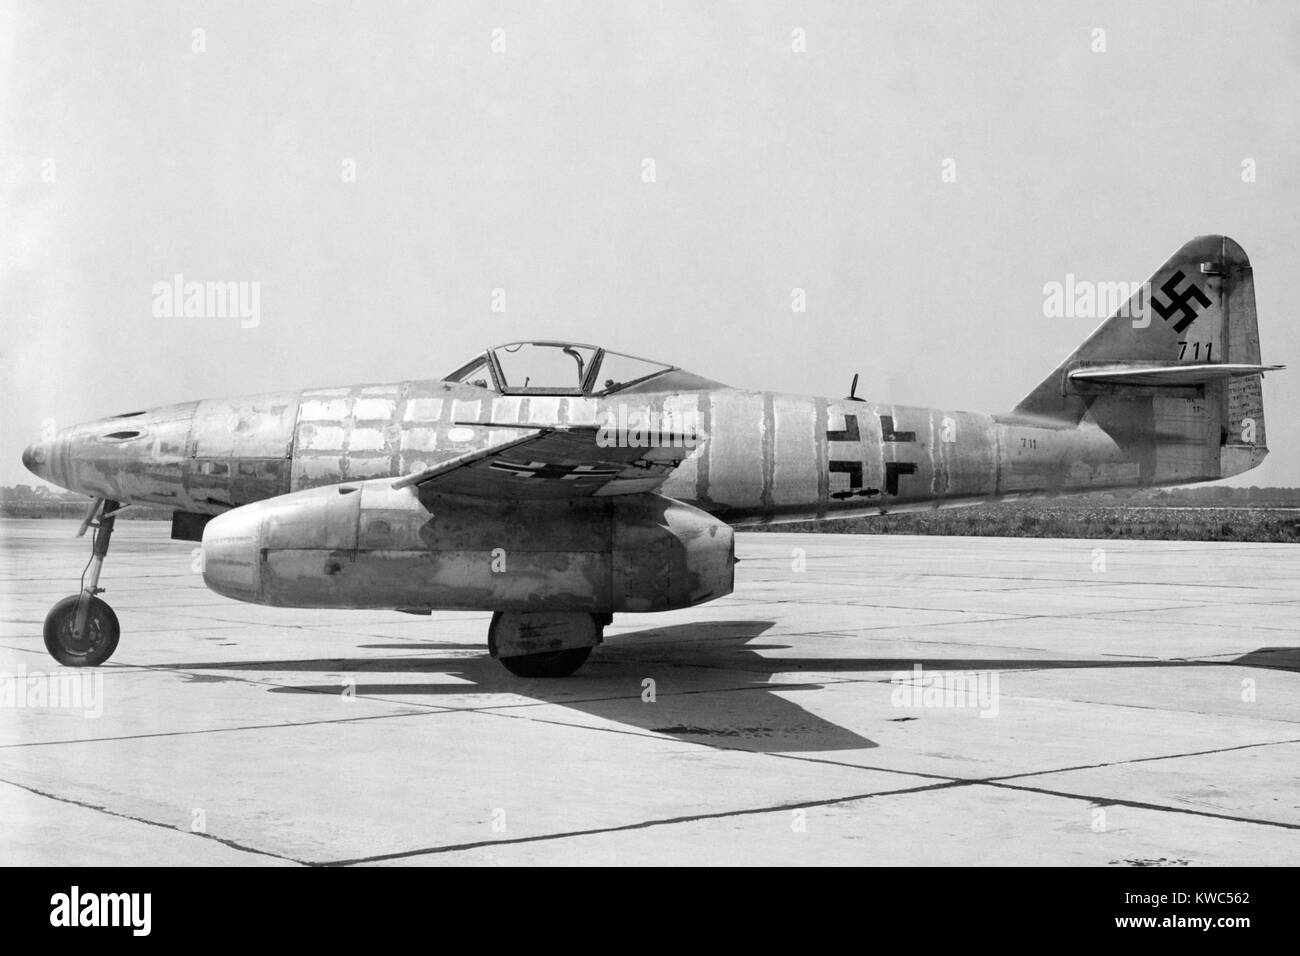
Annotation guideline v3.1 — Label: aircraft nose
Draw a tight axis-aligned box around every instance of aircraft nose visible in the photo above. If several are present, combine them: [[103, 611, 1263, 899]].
[[21, 441, 50, 480]]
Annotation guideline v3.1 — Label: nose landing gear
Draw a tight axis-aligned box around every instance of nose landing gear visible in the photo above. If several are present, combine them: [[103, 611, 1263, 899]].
[[43, 498, 122, 667]]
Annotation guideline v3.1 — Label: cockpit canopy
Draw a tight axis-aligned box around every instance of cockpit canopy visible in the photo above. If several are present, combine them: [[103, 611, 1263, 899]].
[[444, 341, 718, 396]]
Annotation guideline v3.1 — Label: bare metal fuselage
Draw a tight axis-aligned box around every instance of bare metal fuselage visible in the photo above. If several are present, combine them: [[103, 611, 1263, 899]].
[[30, 379, 1222, 526]]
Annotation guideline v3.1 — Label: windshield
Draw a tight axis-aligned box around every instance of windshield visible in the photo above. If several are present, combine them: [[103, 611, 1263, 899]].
[[442, 355, 494, 388], [493, 343, 596, 392]]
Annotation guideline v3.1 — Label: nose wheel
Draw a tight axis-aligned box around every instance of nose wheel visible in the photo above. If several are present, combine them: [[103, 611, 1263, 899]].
[[44, 594, 120, 666], [43, 498, 122, 667]]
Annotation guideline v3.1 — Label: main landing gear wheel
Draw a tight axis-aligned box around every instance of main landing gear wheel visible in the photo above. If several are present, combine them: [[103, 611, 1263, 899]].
[[44, 497, 122, 667], [498, 646, 592, 678], [488, 611, 606, 678], [44, 594, 120, 666]]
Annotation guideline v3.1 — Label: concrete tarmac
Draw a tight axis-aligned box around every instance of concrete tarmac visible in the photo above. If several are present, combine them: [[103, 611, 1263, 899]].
[[1, 518, 1297, 866]]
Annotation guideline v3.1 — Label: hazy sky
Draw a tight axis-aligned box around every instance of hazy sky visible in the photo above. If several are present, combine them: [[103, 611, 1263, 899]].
[[3, 1, 1299, 486]]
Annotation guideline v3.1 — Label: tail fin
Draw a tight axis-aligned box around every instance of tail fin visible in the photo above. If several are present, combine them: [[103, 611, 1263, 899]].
[[1015, 235, 1282, 482]]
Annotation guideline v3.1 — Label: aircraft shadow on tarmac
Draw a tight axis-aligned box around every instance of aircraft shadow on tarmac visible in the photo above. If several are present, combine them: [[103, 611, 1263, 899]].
[[161, 622, 1300, 755]]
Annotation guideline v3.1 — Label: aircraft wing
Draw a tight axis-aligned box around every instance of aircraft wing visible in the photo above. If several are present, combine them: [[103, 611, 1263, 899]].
[[392, 425, 696, 499]]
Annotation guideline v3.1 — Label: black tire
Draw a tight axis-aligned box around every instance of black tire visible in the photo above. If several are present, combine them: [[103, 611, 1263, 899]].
[[497, 646, 592, 678], [43, 595, 120, 666]]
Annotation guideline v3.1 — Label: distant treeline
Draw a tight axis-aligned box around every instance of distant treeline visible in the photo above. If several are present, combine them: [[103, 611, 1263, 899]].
[[0, 486, 171, 520], [749, 486, 1300, 543], [3, 484, 1300, 542], [1141, 485, 1300, 506], [751, 502, 1300, 543]]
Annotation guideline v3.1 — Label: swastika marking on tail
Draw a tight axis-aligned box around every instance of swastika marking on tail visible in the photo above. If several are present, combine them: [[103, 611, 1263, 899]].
[[1151, 270, 1211, 334]]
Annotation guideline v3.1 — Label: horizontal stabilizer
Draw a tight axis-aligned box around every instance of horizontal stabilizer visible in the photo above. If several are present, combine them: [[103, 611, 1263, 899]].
[[1068, 363, 1283, 387]]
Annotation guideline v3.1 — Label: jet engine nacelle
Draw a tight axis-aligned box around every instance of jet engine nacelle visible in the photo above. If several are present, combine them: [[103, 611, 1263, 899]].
[[201, 480, 734, 613]]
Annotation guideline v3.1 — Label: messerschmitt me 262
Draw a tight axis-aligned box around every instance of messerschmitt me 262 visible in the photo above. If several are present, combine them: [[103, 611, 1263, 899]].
[[21, 236, 1282, 676]]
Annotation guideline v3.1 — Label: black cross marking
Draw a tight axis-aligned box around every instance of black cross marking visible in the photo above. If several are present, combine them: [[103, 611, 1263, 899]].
[[879, 414, 917, 496], [885, 462, 916, 495], [1151, 270, 1211, 334], [829, 460, 862, 490], [489, 460, 620, 480], [826, 414, 860, 442], [827, 412, 919, 498], [880, 415, 915, 442], [828, 412, 863, 492], [829, 461, 882, 499]]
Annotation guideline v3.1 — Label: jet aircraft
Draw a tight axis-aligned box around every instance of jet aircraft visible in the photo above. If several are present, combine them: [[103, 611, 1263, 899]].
[[21, 236, 1281, 676]]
